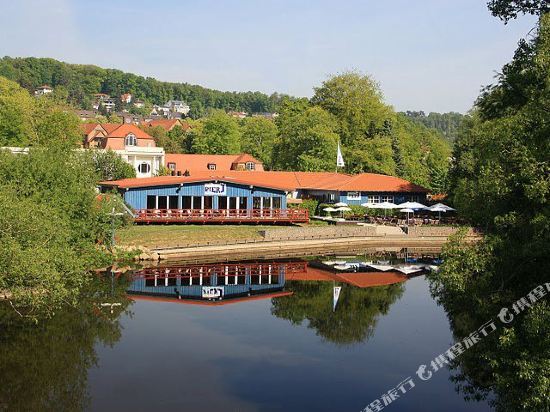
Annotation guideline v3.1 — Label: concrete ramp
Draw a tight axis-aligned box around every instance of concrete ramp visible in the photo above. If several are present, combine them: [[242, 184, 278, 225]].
[[375, 225, 406, 236]]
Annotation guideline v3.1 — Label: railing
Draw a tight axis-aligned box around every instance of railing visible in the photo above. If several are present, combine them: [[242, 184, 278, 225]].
[[134, 208, 309, 223], [131, 261, 308, 279]]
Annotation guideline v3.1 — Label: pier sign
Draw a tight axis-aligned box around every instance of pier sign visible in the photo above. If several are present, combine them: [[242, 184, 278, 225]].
[[202, 286, 224, 299], [204, 183, 226, 196]]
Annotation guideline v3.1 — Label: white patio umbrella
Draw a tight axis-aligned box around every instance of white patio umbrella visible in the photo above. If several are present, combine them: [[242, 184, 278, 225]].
[[335, 206, 352, 218], [334, 202, 348, 207], [323, 206, 337, 216], [397, 201, 427, 210], [427, 205, 448, 221], [362, 201, 399, 216], [431, 202, 455, 211], [400, 208, 415, 224]]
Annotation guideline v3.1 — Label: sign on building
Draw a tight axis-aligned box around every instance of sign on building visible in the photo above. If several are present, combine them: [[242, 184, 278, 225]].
[[346, 191, 361, 200], [204, 183, 227, 196], [202, 286, 224, 299]]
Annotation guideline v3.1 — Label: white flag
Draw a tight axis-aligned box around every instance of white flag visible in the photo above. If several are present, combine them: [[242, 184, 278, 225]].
[[333, 286, 342, 311], [336, 142, 345, 168]]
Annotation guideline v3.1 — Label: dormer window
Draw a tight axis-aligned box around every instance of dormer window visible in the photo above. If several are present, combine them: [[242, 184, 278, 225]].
[[245, 162, 255, 170], [125, 133, 137, 146], [208, 163, 217, 170]]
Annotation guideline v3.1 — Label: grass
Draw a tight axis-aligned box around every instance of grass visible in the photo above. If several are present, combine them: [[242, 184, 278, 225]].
[[117, 224, 275, 248]]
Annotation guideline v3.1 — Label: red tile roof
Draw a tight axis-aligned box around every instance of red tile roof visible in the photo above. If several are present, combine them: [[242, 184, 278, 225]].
[[100, 174, 295, 191], [165, 154, 264, 172], [100, 170, 428, 193], [142, 119, 191, 131], [286, 267, 408, 287], [106, 123, 154, 139], [320, 173, 429, 193], [128, 291, 293, 306]]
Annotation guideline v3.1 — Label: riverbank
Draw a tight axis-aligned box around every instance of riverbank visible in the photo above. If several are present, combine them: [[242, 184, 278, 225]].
[[120, 224, 480, 263]]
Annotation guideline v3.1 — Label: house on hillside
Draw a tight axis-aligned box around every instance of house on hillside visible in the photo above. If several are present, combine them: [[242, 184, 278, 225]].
[[165, 100, 190, 115], [141, 119, 191, 132], [81, 123, 165, 178], [133, 99, 145, 108], [228, 111, 247, 119], [164, 153, 264, 175], [121, 93, 132, 104], [34, 85, 53, 96]]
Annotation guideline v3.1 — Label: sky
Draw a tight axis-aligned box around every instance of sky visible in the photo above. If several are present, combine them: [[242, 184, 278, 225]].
[[0, 0, 537, 113]]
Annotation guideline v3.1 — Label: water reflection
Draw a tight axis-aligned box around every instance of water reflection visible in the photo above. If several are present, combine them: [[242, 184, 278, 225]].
[[0, 273, 133, 411], [1, 256, 469, 412]]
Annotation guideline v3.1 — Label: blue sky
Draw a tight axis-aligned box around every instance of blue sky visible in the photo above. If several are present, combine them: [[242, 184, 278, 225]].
[[0, 0, 537, 113]]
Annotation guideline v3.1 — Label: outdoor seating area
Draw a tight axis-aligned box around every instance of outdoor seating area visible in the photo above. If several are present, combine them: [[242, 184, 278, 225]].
[[320, 202, 457, 226]]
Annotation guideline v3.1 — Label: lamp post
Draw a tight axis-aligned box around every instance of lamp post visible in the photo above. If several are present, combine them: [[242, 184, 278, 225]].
[[109, 207, 124, 252]]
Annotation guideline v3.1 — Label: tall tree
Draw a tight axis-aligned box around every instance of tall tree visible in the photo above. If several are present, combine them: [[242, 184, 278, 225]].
[[312, 72, 394, 146], [273, 104, 339, 172], [191, 110, 241, 154], [431, 11, 550, 411], [240, 116, 278, 169]]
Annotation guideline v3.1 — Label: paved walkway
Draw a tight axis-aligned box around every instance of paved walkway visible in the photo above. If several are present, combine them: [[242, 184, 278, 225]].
[[150, 234, 479, 262]]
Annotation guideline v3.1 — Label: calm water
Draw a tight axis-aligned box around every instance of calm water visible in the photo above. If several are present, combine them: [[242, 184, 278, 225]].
[[1, 259, 492, 412]]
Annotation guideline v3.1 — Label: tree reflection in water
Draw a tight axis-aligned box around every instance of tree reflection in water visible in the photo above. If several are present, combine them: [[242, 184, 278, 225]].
[[0, 271, 132, 412], [271, 281, 405, 345]]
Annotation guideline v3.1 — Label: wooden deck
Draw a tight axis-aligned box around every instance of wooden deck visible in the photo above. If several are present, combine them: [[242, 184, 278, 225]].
[[134, 208, 309, 224]]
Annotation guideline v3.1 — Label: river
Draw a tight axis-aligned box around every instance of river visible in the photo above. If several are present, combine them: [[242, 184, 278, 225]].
[[0, 257, 492, 411]]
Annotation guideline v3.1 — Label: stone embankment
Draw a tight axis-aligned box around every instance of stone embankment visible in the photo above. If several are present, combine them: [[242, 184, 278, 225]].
[[132, 225, 481, 263]]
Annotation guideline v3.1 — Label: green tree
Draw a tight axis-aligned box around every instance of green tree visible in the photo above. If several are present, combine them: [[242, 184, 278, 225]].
[[273, 105, 339, 171], [488, 0, 549, 22], [0, 147, 120, 317], [271, 280, 404, 344], [240, 116, 278, 169], [0, 76, 35, 146], [431, 10, 550, 412], [88, 149, 136, 180], [191, 110, 241, 154], [312, 72, 394, 146]]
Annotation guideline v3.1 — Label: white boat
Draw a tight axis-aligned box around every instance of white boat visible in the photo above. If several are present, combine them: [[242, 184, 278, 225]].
[[333, 264, 350, 271], [367, 264, 395, 272], [395, 265, 424, 275], [376, 260, 390, 265]]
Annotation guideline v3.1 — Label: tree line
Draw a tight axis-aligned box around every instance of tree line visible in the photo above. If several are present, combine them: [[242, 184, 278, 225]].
[[401, 111, 465, 142], [0, 56, 288, 118], [146, 73, 452, 192], [429, 2, 549, 411]]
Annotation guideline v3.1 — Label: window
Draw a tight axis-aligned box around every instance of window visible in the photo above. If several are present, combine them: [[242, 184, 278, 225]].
[[368, 195, 381, 204], [245, 162, 255, 170], [169, 196, 179, 209], [138, 163, 150, 174], [191, 196, 201, 209], [218, 196, 228, 209], [273, 197, 281, 209], [229, 197, 237, 209], [263, 197, 272, 209], [125, 133, 137, 146], [182, 196, 192, 209], [382, 195, 394, 203], [157, 196, 168, 209], [146, 195, 156, 209], [253, 196, 261, 209], [167, 162, 176, 171], [239, 197, 248, 210], [207, 163, 217, 170], [409, 195, 419, 202], [203, 196, 213, 210]]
